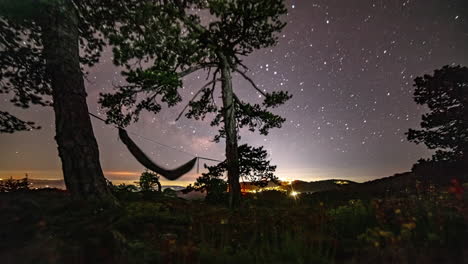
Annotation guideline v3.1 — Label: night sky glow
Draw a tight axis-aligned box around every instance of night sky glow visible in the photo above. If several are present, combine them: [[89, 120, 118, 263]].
[[1, 0, 468, 185]]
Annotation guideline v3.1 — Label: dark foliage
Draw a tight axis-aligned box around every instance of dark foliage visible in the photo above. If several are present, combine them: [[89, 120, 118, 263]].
[[0, 180, 466, 263], [138, 170, 162, 192], [0, 12, 50, 133], [96, 0, 290, 206], [0, 0, 114, 132], [0, 111, 39, 133], [0, 177, 30, 192], [185, 144, 278, 203], [184, 170, 228, 204], [98, 0, 291, 137], [0, 0, 125, 201], [406, 65, 468, 162]]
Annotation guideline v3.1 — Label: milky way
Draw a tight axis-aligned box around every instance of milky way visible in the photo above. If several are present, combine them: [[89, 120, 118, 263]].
[[1, 0, 468, 184]]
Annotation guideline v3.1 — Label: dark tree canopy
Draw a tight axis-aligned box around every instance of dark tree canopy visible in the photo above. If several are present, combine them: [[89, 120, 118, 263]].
[[0, 176, 30, 192], [0, 111, 39, 133], [205, 144, 278, 186], [0, 0, 109, 131], [98, 0, 290, 206], [0, 12, 50, 133], [0, 0, 137, 131], [98, 0, 290, 134], [185, 144, 278, 201], [0, 0, 124, 201], [184, 171, 228, 203], [138, 170, 162, 192], [407, 65, 468, 163]]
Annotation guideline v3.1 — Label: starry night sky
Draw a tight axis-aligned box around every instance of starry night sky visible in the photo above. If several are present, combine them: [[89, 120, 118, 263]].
[[1, 0, 468, 185]]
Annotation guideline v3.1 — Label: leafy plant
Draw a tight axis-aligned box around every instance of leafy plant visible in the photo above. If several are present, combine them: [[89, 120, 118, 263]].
[[138, 170, 162, 192], [0, 176, 30, 192], [328, 200, 376, 240], [406, 65, 468, 163]]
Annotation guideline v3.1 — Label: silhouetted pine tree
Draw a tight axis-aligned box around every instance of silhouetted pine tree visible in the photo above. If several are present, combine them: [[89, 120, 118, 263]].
[[0, 0, 122, 202], [99, 0, 290, 207], [407, 65, 468, 166]]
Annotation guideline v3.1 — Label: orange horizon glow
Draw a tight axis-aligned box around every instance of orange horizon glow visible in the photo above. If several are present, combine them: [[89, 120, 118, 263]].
[[0, 167, 377, 184], [105, 171, 140, 176]]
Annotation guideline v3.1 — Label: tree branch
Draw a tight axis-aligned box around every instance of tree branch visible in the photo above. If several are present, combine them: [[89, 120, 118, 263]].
[[232, 92, 243, 107], [178, 63, 216, 78], [234, 69, 266, 97], [234, 56, 249, 71], [175, 78, 221, 121], [209, 68, 220, 107], [179, 65, 205, 78]]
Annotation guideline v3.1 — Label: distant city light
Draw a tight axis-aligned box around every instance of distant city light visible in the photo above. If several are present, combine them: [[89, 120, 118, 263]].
[[290, 191, 299, 197], [334, 180, 350, 185]]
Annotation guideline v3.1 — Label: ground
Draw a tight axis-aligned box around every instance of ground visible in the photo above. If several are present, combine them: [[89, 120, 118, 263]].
[[0, 178, 467, 264]]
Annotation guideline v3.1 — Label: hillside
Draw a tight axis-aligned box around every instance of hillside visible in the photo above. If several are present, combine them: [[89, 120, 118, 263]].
[[288, 179, 358, 193]]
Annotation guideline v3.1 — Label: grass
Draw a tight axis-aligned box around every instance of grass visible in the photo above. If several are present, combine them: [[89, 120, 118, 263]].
[[0, 181, 467, 263]]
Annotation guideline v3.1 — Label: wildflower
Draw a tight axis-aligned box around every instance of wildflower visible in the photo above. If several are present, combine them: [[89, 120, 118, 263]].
[[378, 230, 393, 238], [448, 178, 464, 200], [402, 222, 416, 230]]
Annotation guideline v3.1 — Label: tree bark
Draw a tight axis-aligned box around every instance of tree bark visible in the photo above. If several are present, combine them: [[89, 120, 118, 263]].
[[219, 56, 241, 207], [40, 1, 113, 202]]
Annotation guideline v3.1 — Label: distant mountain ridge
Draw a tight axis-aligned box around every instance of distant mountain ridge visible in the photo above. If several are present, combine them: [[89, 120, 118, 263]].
[[239, 179, 358, 193], [27, 179, 66, 189], [3, 179, 185, 191], [288, 179, 358, 193], [12, 168, 461, 196], [15, 178, 360, 194]]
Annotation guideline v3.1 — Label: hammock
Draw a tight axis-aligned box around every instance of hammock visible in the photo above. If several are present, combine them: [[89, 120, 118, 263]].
[[118, 128, 197, 180]]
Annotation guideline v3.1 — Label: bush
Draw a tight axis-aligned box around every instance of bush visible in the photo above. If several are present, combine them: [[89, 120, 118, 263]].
[[163, 188, 177, 197], [0, 177, 30, 192], [184, 173, 228, 204], [328, 200, 376, 240], [138, 170, 162, 192]]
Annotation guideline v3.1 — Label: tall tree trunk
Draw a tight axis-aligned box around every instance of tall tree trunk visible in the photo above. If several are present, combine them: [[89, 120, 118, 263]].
[[41, 1, 113, 202], [220, 57, 241, 207]]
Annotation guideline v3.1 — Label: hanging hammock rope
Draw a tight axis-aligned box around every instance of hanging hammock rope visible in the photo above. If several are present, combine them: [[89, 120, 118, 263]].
[[88, 112, 222, 180]]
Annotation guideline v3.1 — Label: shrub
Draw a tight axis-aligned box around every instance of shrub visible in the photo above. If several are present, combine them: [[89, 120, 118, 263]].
[[0, 177, 30, 192], [328, 200, 376, 240], [138, 170, 162, 192]]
